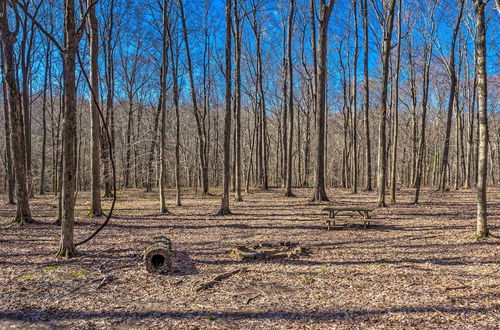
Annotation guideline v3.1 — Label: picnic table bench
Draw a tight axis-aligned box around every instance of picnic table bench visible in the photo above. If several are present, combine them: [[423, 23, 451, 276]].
[[322, 206, 375, 230]]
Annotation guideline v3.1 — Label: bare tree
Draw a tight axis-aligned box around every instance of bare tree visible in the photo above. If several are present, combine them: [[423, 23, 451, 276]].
[[159, 0, 170, 214], [389, 0, 402, 204], [413, 1, 437, 204], [167, 7, 181, 206], [361, 0, 372, 191], [87, 0, 103, 216], [233, 0, 243, 202], [102, 0, 115, 198], [285, 0, 295, 197], [376, 0, 397, 207], [437, 0, 465, 191], [310, 0, 335, 202], [473, 0, 488, 238], [2, 77, 15, 204], [217, 0, 232, 215], [0, 1, 32, 225], [178, 0, 210, 195]]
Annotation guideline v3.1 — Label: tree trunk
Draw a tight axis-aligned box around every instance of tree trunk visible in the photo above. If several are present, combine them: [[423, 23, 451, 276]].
[[310, 0, 335, 202], [234, 0, 243, 202], [167, 16, 181, 207], [178, 0, 209, 195], [2, 78, 15, 204], [361, 0, 372, 191], [159, 0, 169, 214], [438, 0, 464, 191], [376, 0, 397, 207], [88, 0, 103, 216], [414, 9, 436, 204], [285, 0, 295, 197], [473, 0, 488, 238], [0, 2, 32, 224], [57, 0, 79, 258], [102, 0, 115, 198], [217, 0, 232, 215], [39, 41, 51, 196], [390, 0, 402, 204], [350, 0, 359, 194]]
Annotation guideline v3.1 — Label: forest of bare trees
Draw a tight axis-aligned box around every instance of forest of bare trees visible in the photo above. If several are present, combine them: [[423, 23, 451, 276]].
[[0, 0, 498, 255], [0, 1, 498, 327]]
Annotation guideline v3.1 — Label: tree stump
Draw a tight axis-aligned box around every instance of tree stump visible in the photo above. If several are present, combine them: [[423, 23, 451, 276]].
[[144, 236, 172, 274]]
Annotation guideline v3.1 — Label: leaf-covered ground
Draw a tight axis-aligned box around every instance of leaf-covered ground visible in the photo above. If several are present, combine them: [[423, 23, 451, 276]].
[[1, 187, 499, 329]]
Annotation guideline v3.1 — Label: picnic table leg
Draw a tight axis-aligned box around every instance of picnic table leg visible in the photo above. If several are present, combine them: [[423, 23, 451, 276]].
[[325, 220, 331, 230]]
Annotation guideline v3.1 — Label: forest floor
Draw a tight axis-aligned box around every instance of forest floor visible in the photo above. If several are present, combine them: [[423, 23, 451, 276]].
[[0, 187, 499, 329]]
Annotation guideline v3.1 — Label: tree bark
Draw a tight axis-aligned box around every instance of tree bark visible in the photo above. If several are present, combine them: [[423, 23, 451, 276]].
[[310, 0, 335, 202], [438, 0, 464, 191], [1, 77, 15, 204], [376, 0, 397, 207], [351, 0, 359, 194], [361, 0, 372, 191], [178, 0, 210, 195], [0, 2, 32, 224], [285, 0, 295, 197], [102, 0, 115, 198], [158, 0, 169, 214], [57, 0, 80, 258], [234, 0, 243, 202], [473, 0, 488, 238], [88, 0, 103, 216], [390, 0, 402, 204], [217, 0, 232, 215], [414, 5, 436, 204]]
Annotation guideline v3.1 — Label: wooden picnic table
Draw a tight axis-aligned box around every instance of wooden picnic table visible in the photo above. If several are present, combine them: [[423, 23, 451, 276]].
[[322, 206, 375, 230]]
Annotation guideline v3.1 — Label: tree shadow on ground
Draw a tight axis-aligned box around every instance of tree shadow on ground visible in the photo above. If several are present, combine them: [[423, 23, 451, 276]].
[[0, 305, 494, 323]]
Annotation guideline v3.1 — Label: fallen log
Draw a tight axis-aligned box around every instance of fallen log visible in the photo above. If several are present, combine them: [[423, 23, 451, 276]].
[[144, 236, 172, 274], [230, 242, 307, 261], [196, 268, 245, 292]]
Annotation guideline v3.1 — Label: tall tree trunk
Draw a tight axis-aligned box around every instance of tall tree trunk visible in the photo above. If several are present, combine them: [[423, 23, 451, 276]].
[[351, 0, 359, 194], [414, 7, 436, 204], [390, 0, 402, 203], [58, 0, 80, 258], [159, 0, 169, 214], [88, 0, 103, 216], [217, 0, 232, 215], [438, 0, 464, 191], [0, 2, 32, 224], [464, 67, 476, 189], [102, 0, 115, 198], [376, 0, 397, 207], [20, 12, 35, 199], [1, 77, 14, 204], [473, 0, 488, 238], [310, 0, 335, 202], [285, 0, 295, 197], [361, 0, 372, 191], [178, 0, 209, 195], [39, 41, 50, 195], [234, 0, 243, 201], [281, 23, 288, 188], [167, 19, 181, 206]]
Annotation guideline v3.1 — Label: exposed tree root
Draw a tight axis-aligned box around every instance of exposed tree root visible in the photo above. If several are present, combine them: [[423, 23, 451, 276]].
[[216, 207, 232, 216], [56, 245, 76, 259], [12, 214, 34, 226]]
